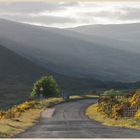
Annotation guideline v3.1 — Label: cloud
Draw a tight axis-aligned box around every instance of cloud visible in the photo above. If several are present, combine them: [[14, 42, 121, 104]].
[[2, 14, 76, 24], [116, 7, 140, 20], [0, 1, 140, 28], [0, 2, 66, 13]]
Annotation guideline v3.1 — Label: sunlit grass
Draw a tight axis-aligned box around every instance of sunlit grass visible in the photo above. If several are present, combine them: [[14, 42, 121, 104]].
[[70, 94, 99, 100], [0, 109, 42, 138], [86, 104, 140, 130]]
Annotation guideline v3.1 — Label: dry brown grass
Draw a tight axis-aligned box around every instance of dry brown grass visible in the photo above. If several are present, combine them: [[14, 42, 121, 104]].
[[0, 109, 42, 138], [0, 97, 63, 138]]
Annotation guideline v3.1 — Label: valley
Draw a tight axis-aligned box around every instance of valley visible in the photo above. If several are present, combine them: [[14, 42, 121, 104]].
[[0, 19, 140, 109]]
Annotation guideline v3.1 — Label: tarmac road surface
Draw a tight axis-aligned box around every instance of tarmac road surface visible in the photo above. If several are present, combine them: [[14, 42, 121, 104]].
[[17, 99, 140, 138]]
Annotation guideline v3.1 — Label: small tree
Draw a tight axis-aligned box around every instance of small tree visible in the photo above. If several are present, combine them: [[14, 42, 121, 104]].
[[31, 75, 60, 98]]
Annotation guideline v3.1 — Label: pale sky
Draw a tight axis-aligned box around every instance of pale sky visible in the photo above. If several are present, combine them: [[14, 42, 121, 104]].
[[0, 0, 140, 28]]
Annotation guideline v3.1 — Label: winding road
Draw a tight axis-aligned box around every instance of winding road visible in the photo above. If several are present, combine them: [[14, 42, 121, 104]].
[[17, 99, 140, 138]]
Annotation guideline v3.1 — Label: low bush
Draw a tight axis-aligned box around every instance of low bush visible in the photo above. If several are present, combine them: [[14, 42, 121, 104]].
[[97, 96, 118, 117], [111, 103, 129, 119], [98, 90, 132, 119], [129, 90, 140, 106], [135, 110, 140, 120], [101, 89, 124, 97], [0, 111, 6, 119], [0, 100, 41, 119]]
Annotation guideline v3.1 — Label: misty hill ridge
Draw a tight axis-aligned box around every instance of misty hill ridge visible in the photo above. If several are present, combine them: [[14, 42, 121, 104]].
[[72, 23, 140, 43], [0, 19, 140, 81]]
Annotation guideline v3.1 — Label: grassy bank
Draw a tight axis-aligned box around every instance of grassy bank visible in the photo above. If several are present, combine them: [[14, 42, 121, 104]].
[[0, 108, 42, 138], [0, 94, 98, 138], [0, 97, 63, 138], [86, 104, 140, 130]]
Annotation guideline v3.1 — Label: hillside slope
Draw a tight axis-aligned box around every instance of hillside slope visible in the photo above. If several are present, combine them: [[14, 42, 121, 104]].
[[71, 23, 140, 54], [0, 45, 49, 108], [0, 19, 140, 81], [0, 44, 106, 109], [72, 23, 140, 40]]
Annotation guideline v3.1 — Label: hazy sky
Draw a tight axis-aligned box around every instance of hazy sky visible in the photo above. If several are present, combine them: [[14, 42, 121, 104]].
[[0, 0, 140, 28]]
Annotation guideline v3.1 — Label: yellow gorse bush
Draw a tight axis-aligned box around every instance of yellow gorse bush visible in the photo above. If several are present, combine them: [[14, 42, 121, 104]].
[[129, 90, 140, 106], [0, 100, 41, 119], [0, 111, 6, 119], [135, 110, 140, 119], [0, 98, 63, 120], [111, 104, 125, 119], [97, 90, 139, 119]]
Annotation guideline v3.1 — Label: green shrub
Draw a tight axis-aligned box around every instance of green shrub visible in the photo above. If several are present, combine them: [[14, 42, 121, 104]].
[[101, 89, 124, 97], [31, 75, 60, 98]]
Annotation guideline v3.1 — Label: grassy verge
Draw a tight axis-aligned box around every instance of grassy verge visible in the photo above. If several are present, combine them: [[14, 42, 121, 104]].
[[0, 94, 98, 138], [0, 97, 63, 138], [0, 109, 42, 138], [69, 94, 98, 100], [86, 104, 140, 130]]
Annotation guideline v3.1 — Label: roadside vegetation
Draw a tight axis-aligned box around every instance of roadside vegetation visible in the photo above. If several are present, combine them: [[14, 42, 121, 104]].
[[0, 75, 98, 138], [86, 89, 140, 129], [0, 98, 63, 138], [0, 95, 97, 138], [31, 75, 60, 98]]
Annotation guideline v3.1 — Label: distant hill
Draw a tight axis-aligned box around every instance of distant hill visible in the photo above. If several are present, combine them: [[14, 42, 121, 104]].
[[0, 44, 109, 109], [0, 19, 140, 82], [71, 23, 140, 54], [0, 19, 140, 109], [0, 45, 49, 108], [71, 23, 140, 40], [0, 44, 100, 108]]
